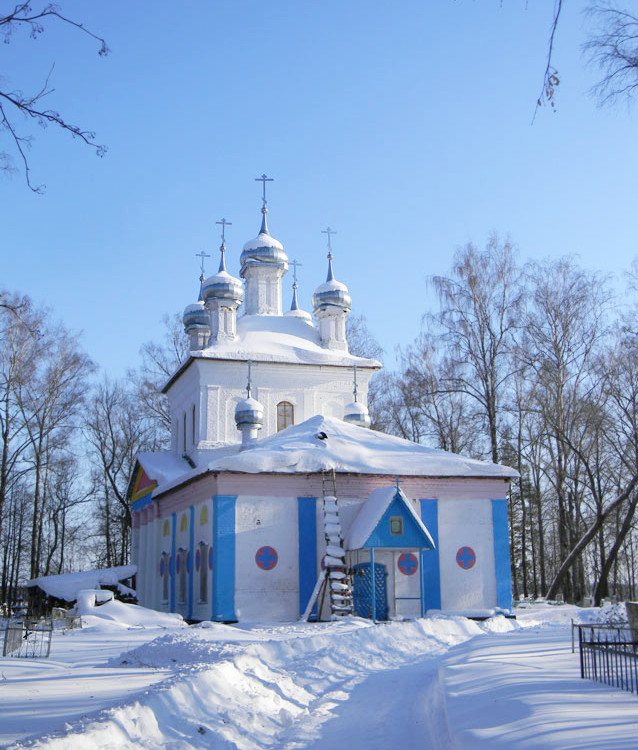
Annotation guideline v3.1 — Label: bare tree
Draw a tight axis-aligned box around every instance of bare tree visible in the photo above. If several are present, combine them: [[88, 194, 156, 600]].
[[523, 258, 612, 601], [0, 3, 108, 192], [584, 5, 638, 105], [128, 312, 190, 443], [430, 235, 523, 464], [17, 323, 93, 578], [535, 2, 638, 110], [389, 334, 481, 455], [0, 293, 42, 567], [85, 378, 161, 567]]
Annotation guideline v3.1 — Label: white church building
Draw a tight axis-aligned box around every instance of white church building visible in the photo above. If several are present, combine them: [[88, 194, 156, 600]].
[[129, 181, 517, 623]]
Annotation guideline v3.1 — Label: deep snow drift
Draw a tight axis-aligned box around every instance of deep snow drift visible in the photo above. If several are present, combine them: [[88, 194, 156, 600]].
[[1, 600, 637, 749]]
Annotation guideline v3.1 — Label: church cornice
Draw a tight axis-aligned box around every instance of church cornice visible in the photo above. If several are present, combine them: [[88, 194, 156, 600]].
[[162, 353, 382, 394]]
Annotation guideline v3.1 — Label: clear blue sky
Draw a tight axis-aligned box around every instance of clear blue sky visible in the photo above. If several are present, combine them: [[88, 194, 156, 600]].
[[2, 1, 636, 376]]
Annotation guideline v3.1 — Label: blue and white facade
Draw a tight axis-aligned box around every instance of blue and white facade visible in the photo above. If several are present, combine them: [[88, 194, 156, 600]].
[[129, 193, 517, 622]]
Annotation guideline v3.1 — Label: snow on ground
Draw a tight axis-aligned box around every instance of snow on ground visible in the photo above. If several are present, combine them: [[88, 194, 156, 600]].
[[1, 601, 637, 749]]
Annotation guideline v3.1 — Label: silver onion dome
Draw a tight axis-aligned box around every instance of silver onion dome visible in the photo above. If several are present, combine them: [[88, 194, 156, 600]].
[[234, 396, 264, 429], [240, 207, 288, 274], [344, 400, 371, 429], [202, 244, 244, 304], [312, 252, 352, 313], [183, 299, 210, 332]]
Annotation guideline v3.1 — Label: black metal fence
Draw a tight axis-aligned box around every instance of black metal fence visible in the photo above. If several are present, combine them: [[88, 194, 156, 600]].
[[577, 623, 638, 695]]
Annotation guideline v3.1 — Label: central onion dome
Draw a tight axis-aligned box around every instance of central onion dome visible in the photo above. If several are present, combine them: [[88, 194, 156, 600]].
[[240, 207, 288, 275], [312, 252, 352, 313]]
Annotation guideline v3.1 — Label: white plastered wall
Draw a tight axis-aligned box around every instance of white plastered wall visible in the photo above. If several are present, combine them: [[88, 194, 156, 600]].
[[234, 496, 299, 621], [437, 498, 496, 611], [168, 359, 375, 454]]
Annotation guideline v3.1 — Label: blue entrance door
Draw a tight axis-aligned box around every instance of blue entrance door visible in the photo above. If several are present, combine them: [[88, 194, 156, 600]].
[[353, 562, 388, 620]]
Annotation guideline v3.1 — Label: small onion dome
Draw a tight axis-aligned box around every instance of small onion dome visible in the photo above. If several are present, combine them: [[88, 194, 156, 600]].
[[234, 396, 264, 429], [312, 253, 351, 314], [284, 282, 314, 325], [240, 209, 288, 274], [201, 247, 244, 304], [343, 400, 371, 429], [183, 300, 210, 332]]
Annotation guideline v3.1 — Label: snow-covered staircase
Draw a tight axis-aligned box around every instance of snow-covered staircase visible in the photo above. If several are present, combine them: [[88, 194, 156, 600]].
[[322, 494, 353, 618]]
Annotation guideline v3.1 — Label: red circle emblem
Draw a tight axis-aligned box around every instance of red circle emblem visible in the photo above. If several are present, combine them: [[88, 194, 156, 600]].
[[456, 546, 476, 570], [255, 546, 278, 570], [398, 552, 418, 575]]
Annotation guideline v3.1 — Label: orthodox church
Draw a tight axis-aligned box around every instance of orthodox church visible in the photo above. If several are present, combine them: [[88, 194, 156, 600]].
[[129, 178, 517, 623]]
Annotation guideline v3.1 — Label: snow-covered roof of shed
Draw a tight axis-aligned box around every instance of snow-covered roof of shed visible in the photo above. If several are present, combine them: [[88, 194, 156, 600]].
[[345, 486, 436, 550], [27, 565, 136, 602], [188, 314, 380, 368]]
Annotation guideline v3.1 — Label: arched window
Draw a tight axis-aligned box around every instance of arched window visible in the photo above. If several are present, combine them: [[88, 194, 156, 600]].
[[177, 548, 187, 604], [161, 552, 169, 602], [277, 401, 294, 432], [198, 541, 208, 603], [182, 413, 187, 452], [191, 404, 197, 445]]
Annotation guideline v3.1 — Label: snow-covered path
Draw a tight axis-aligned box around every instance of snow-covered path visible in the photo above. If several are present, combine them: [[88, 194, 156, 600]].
[[443, 627, 638, 749], [3, 603, 638, 749], [301, 655, 452, 749]]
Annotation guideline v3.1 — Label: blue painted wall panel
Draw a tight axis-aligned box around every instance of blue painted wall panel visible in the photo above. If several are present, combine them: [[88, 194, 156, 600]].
[[297, 497, 318, 617], [419, 500, 441, 613], [492, 499, 513, 611], [212, 496, 237, 622]]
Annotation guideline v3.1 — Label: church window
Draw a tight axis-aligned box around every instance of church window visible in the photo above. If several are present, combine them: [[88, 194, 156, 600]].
[[182, 413, 187, 452], [177, 548, 187, 604], [390, 517, 403, 535], [161, 552, 169, 601], [277, 401, 294, 432], [180, 513, 188, 532], [163, 520, 170, 537], [198, 541, 208, 602], [191, 405, 196, 445], [200, 506, 208, 525]]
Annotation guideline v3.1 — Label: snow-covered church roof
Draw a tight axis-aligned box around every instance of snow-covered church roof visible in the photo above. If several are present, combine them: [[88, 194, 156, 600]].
[[195, 315, 378, 367], [137, 415, 517, 498], [165, 315, 380, 390]]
